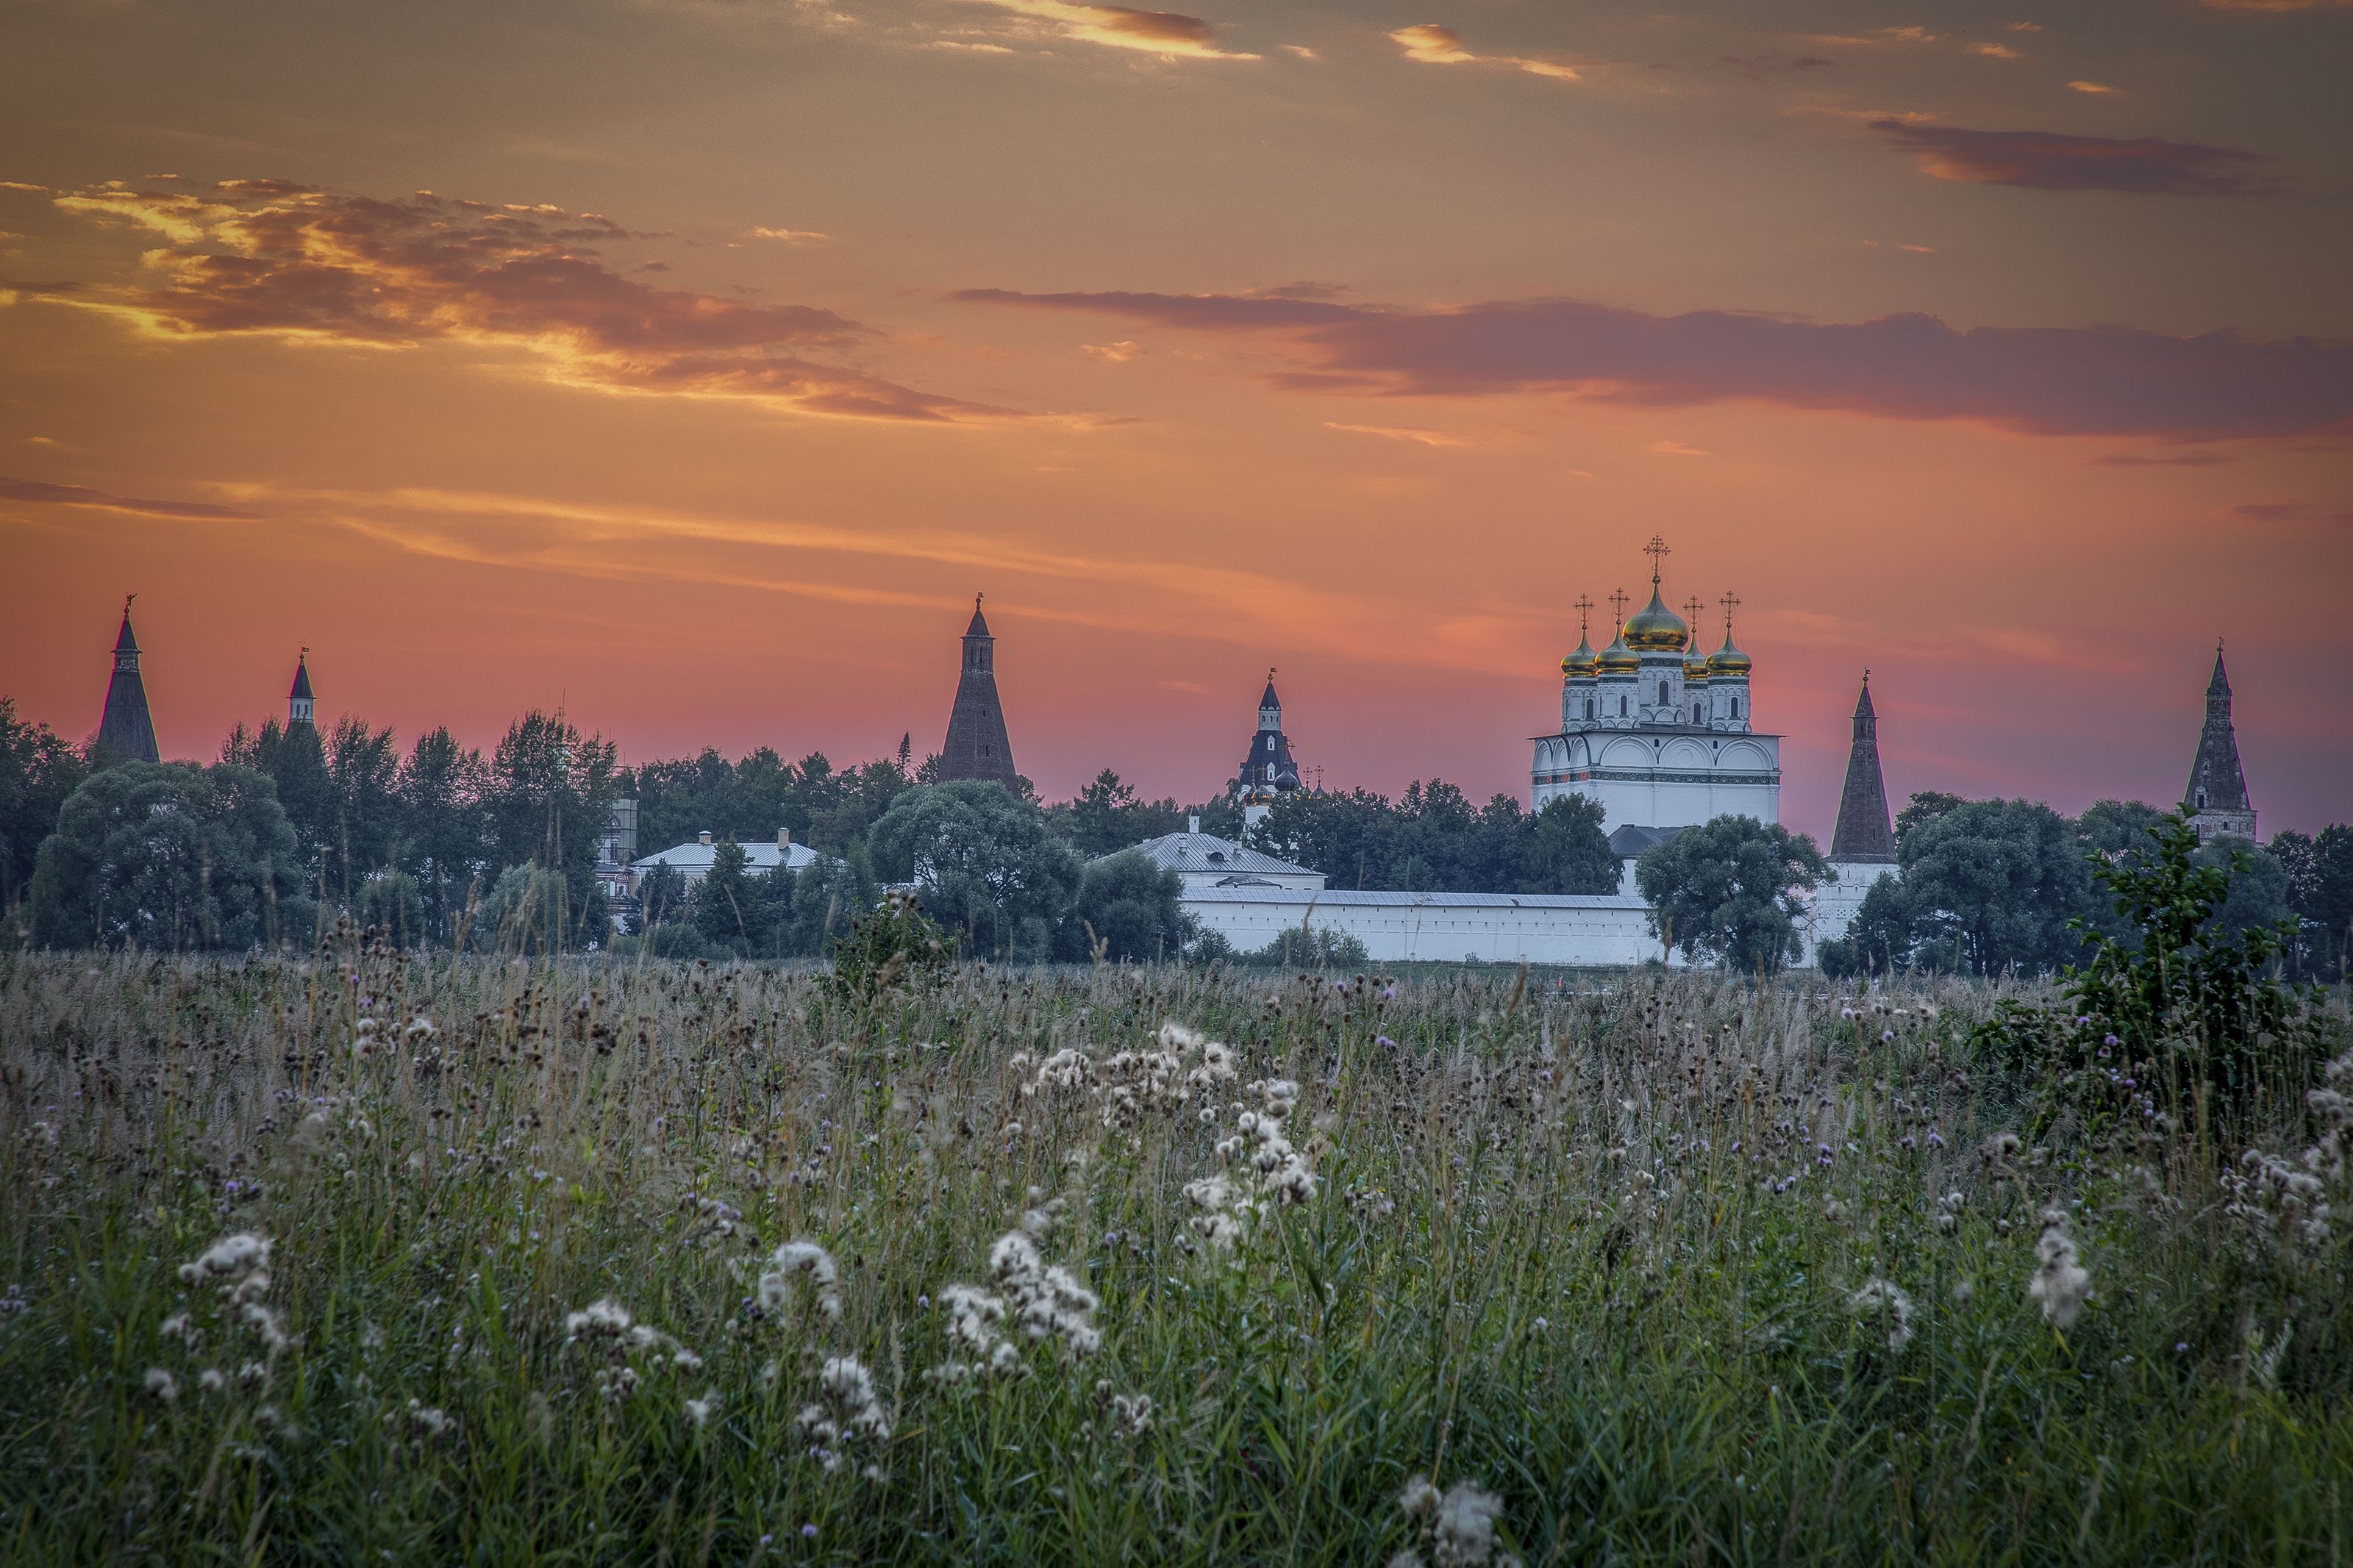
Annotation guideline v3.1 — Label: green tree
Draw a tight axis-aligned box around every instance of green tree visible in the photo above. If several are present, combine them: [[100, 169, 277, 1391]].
[[1897, 798, 2098, 977], [1829, 874, 1927, 976], [1893, 790, 1967, 848], [688, 840, 789, 957], [471, 863, 579, 955], [483, 711, 618, 938], [2078, 798, 2168, 859], [781, 851, 876, 958], [866, 781, 1079, 962], [324, 714, 401, 898], [2271, 824, 2353, 981], [2060, 814, 2311, 1116], [354, 870, 425, 948], [1068, 850, 1190, 962], [0, 698, 89, 912], [2194, 834, 2290, 941], [633, 861, 689, 931], [224, 717, 335, 897], [1522, 794, 1619, 895], [1058, 770, 1184, 859], [1635, 815, 1825, 975], [27, 762, 315, 950], [393, 726, 490, 945]]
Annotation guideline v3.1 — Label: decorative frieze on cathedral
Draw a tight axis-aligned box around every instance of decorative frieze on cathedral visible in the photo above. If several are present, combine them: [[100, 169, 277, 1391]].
[[1530, 537, 1781, 835]]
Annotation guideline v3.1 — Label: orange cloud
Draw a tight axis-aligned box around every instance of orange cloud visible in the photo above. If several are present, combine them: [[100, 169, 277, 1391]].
[[1388, 24, 1581, 82], [33, 179, 1015, 423], [1324, 421, 1467, 447], [2068, 80, 2120, 93], [970, 1, 1257, 59]]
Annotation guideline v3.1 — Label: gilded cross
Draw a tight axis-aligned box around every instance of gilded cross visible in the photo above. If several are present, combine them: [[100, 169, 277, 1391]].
[[1718, 590, 1740, 637], [1573, 593, 1593, 638], [1609, 588, 1630, 632], [1643, 534, 1671, 586]]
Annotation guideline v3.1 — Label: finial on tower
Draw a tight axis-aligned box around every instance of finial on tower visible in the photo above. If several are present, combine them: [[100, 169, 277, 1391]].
[[1718, 590, 1740, 635], [1643, 534, 1670, 587], [1574, 593, 1593, 637], [1683, 594, 1705, 634], [124, 593, 136, 616], [1609, 588, 1630, 632]]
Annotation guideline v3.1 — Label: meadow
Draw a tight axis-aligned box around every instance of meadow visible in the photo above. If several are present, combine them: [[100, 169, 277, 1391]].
[[1, 937, 2347, 1565]]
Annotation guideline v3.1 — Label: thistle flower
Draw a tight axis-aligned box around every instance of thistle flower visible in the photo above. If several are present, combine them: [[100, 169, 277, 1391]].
[[143, 1367, 179, 1403], [796, 1354, 890, 1474], [1850, 1278, 1915, 1353], [564, 1298, 635, 1340], [2029, 1211, 2091, 1330], [1431, 1482, 1506, 1567], [1398, 1476, 1440, 1519], [180, 1233, 271, 1287], [758, 1240, 841, 1320]]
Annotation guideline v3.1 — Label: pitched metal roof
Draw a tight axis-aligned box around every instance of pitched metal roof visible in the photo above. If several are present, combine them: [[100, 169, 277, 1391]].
[[630, 839, 837, 875], [1109, 831, 1321, 879], [1606, 824, 1687, 857], [1181, 887, 1649, 911]]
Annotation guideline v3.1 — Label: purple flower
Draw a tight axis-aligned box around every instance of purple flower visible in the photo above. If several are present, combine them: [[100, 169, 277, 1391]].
[[801, 1524, 818, 1539], [2102, 1033, 2120, 1047], [1377, 1035, 1396, 1049]]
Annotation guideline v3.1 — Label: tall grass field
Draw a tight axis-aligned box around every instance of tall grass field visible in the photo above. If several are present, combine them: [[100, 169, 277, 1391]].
[[2, 938, 2348, 1564]]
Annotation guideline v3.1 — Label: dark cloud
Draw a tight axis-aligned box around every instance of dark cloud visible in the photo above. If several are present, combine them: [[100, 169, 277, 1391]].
[[1870, 120, 2276, 195], [40, 180, 1013, 423], [0, 476, 262, 520], [2227, 499, 2353, 523], [954, 288, 2353, 440], [1093, 7, 1216, 46]]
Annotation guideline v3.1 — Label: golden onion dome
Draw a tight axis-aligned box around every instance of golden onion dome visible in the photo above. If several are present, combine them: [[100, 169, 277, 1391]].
[[1562, 633, 1596, 679], [1596, 632, 1640, 674], [1708, 629, 1751, 677], [1622, 587, 1688, 652], [1683, 639, 1711, 681]]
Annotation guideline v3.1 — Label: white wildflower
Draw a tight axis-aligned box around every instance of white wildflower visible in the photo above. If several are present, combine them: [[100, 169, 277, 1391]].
[[758, 1239, 843, 1320], [143, 1367, 179, 1403], [179, 1233, 271, 1287], [1432, 1482, 1506, 1568], [2028, 1211, 2091, 1329], [1850, 1278, 1915, 1353]]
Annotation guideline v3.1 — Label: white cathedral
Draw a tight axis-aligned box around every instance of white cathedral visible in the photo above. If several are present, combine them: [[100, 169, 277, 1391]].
[[1531, 537, 1781, 838]]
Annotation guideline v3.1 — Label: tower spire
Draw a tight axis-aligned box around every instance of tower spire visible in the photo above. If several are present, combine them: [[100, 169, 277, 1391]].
[[940, 594, 1017, 787], [1574, 593, 1593, 640], [2184, 639, 2254, 842], [288, 645, 315, 726], [1829, 670, 1894, 863], [96, 596, 160, 765]]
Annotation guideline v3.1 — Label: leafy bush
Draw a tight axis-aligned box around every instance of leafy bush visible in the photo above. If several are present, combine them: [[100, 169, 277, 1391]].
[[828, 889, 956, 1005]]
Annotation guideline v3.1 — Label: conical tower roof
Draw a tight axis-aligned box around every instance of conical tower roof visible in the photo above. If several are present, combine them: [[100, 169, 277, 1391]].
[[1829, 673, 1894, 862], [2182, 642, 2252, 818], [290, 653, 313, 701], [940, 595, 1017, 787], [96, 598, 160, 765]]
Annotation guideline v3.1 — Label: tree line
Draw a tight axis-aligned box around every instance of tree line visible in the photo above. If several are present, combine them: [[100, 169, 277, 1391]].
[[6, 693, 2346, 976], [1821, 793, 2352, 981]]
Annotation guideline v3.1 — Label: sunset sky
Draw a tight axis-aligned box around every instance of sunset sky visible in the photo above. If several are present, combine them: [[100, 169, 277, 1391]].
[[4, 0, 2349, 840]]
